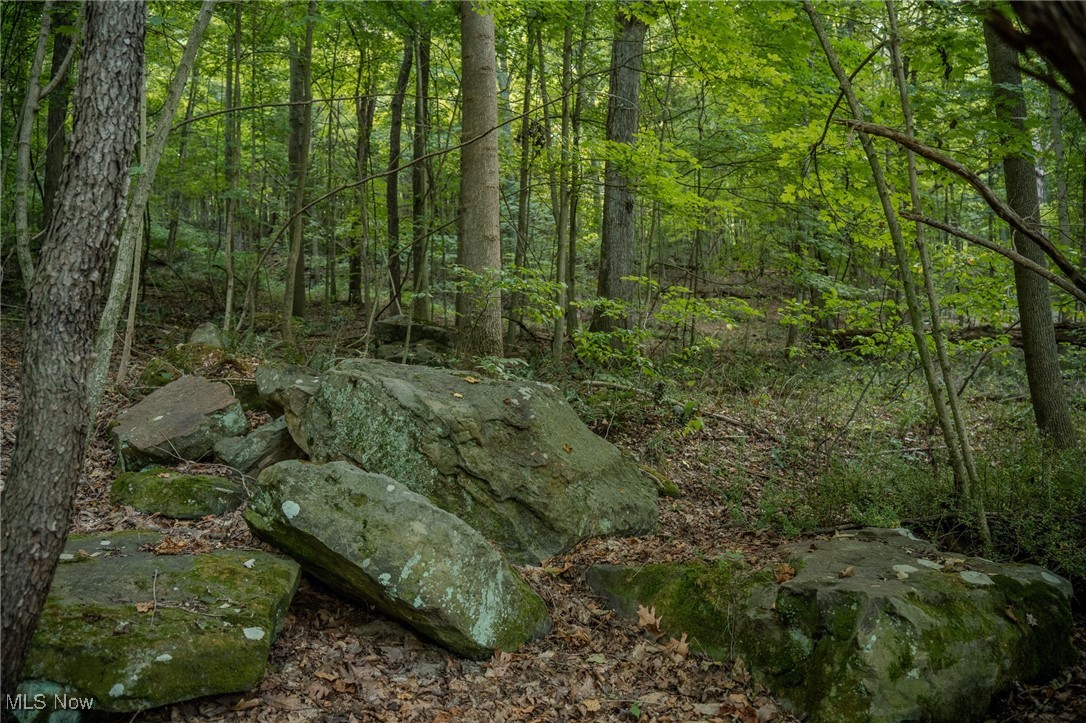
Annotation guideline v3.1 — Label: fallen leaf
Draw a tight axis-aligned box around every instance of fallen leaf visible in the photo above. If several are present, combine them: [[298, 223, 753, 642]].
[[314, 670, 337, 681], [896, 571, 909, 580], [135, 601, 154, 613], [563, 443, 573, 454], [1005, 606, 1019, 624], [775, 563, 796, 583], [663, 632, 689, 658], [637, 605, 664, 635], [243, 558, 256, 569], [1026, 613, 1038, 627], [464, 376, 480, 384], [837, 566, 855, 578], [452, 392, 464, 399], [583, 698, 601, 712]]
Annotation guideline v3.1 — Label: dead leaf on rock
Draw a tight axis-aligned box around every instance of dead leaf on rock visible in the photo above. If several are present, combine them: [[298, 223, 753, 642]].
[[135, 601, 155, 613], [452, 392, 464, 399], [774, 563, 796, 583], [464, 376, 480, 384], [837, 565, 855, 578]]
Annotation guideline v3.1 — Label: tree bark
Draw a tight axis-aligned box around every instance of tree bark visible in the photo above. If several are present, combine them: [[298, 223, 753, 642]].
[[223, 1, 242, 332], [506, 20, 536, 346], [165, 64, 199, 263], [387, 37, 413, 315], [412, 29, 433, 322], [591, 4, 647, 334], [1, 0, 144, 695], [984, 22, 1078, 450], [457, 0, 503, 359], [282, 0, 315, 340]]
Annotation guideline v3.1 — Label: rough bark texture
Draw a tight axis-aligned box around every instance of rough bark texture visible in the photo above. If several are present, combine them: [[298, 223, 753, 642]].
[[457, 1, 503, 359], [984, 23, 1078, 450], [1, 0, 144, 696], [591, 6, 647, 334]]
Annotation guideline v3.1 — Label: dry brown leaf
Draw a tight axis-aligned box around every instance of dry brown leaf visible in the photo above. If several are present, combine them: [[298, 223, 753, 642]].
[[314, 669, 337, 681], [452, 392, 464, 399], [837, 565, 855, 578], [774, 563, 796, 583], [563, 443, 573, 454], [637, 604, 664, 635], [464, 376, 480, 384], [582, 698, 601, 712], [663, 632, 689, 658], [135, 601, 154, 613]]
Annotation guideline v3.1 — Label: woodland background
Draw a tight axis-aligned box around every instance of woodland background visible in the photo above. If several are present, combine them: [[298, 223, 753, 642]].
[[1, 0, 1085, 718]]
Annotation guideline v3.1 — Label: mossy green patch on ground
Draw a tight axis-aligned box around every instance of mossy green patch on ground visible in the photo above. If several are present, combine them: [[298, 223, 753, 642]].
[[110, 468, 244, 519]]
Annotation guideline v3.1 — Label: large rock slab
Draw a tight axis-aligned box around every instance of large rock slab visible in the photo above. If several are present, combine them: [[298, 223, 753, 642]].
[[214, 417, 304, 476], [276, 358, 657, 563], [245, 460, 551, 659], [254, 364, 321, 416], [372, 314, 455, 347], [114, 375, 248, 470], [111, 468, 244, 519], [17, 530, 300, 717], [588, 528, 1075, 723]]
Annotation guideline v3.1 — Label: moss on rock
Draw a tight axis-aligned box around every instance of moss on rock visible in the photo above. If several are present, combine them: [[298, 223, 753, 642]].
[[110, 468, 244, 519], [20, 531, 300, 715]]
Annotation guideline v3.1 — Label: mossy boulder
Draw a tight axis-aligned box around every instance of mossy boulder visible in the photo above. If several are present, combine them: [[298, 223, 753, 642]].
[[18, 530, 300, 717], [275, 358, 658, 564], [114, 375, 248, 470], [138, 344, 239, 392], [373, 339, 450, 368], [372, 314, 455, 347], [245, 460, 551, 659], [214, 417, 304, 476], [110, 468, 244, 519], [588, 528, 1075, 723]]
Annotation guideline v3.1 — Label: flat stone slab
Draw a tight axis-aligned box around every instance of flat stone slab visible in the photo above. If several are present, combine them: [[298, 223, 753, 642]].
[[18, 530, 300, 717], [588, 528, 1075, 723], [111, 468, 244, 519], [246, 460, 551, 659], [114, 375, 248, 469]]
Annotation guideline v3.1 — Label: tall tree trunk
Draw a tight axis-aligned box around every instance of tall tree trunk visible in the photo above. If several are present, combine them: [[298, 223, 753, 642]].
[[88, 0, 216, 415], [984, 22, 1078, 450], [223, 2, 241, 332], [14, 0, 56, 285], [412, 29, 433, 322], [42, 0, 75, 229], [165, 65, 199, 263], [282, 0, 315, 340], [387, 37, 413, 315], [1048, 85, 1072, 248], [457, 0, 503, 358], [553, 23, 574, 361], [0, 1, 144, 695], [506, 21, 536, 346], [566, 4, 591, 336], [591, 4, 647, 334]]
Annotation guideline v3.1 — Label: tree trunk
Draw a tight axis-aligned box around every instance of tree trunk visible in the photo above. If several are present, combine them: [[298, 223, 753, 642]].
[[1, 1, 144, 695], [14, 0, 56, 285], [566, 4, 591, 337], [42, 1, 75, 229], [165, 65, 199, 263], [282, 0, 315, 340], [87, 0, 216, 415], [553, 23, 574, 361], [412, 29, 433, 322], [223, 2, 241, 332], [984, 22, 1078, 450], [457, 0, 503, 359], [506, 20, 536, 346], [591, 5, 647, 334], [387, 37, 413, 315]]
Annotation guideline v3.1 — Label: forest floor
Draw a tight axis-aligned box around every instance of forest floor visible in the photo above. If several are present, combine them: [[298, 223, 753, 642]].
[[2, 284, 1084, 722]]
